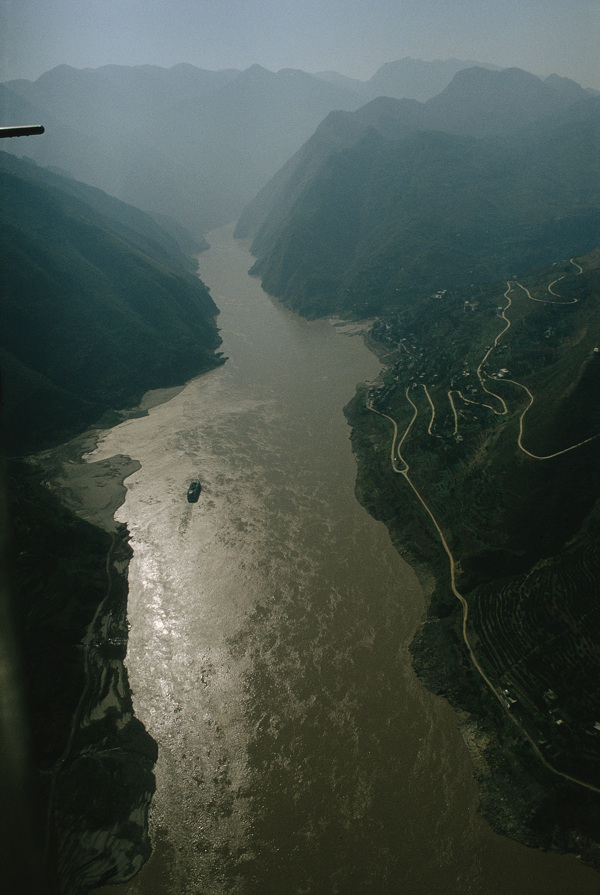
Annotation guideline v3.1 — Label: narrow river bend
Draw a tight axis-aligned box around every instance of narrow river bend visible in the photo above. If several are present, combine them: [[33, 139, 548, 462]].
[[91, 226, 598, 894]]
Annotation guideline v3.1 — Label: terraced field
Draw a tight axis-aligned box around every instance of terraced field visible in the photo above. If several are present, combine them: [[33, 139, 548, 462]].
[[469, 526, 600, 786], [348, 245, 600, 852]]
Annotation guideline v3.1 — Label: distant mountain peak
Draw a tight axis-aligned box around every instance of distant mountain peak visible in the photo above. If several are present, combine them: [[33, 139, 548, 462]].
[[35, 63, 80, 83], [446, 65, 540, 87], [544, 71, 597, 98], [423, 64, 591, 136], [243, 63, 272, 76], [366, 57, 503, 102]]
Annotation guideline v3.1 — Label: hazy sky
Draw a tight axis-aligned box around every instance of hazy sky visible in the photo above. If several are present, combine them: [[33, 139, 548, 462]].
[[1, 0, 599, 88]]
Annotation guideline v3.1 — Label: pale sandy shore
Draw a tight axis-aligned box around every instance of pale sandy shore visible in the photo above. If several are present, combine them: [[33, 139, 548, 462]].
[[37, 430, 139, 533], [35, 384, 186, 532]]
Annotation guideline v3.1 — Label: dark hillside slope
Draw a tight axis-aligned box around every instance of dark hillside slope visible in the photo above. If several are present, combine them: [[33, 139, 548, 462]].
[[234, 96, 422, 243], [237, 66, 595, 247], [237, 66, 592, 240], [0, 153, 223, 454], [240, 79, 600, 319], [0, 153, 226, 891], [346, 248, 600, 863]]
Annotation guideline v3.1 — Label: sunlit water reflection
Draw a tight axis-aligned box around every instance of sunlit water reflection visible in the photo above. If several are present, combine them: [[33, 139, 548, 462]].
[[91, 226, 599, 894]]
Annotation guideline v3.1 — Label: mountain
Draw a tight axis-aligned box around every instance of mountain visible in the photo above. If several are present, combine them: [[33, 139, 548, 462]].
[[236, 61, 600, 863], [364, 57, 502, 102], [0, 151, 229, 890], [0, 63, 365, 235], [0, 151, 224, 454], [316, 57, 502, 102], [0, 59, 519, 238], [421, 65, 595, 136], [238, 66, 597, 244], [237, 68, 600, 319]]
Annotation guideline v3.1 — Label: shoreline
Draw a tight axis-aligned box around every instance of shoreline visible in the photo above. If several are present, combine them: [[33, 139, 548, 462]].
[[345, 381, 600, 875], [35, 383, 190, 533], [26, 385, 188, 890], [39, 433, 140, 533]]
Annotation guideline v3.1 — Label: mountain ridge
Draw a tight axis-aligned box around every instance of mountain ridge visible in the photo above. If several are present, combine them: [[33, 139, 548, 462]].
[[236, 67, 600, 319], [1, 62, 364, 234], [1, 57, 514, 236]]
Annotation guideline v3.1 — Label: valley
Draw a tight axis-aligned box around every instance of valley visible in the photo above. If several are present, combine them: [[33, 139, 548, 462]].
[[3, 53, 600, 893]]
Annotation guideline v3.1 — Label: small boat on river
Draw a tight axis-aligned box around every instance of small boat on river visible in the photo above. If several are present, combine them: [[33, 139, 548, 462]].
[[187, 480, 202, 502]]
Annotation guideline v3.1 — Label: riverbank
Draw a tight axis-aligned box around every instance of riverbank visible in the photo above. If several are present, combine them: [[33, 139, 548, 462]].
[[9, 386, 191, 892], [344, 380, 600, 875], [72, 225, 600, 894], [38, 433, 140, 534], [36, 382, 189, 534]]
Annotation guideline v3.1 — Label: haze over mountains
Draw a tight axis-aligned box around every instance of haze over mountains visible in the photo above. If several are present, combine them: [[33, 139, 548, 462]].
[[237, 66, 600, 318], [1, 58, 518, 237], [0, 151, 223, 454], [3, 52, 600, 890], [3, 57, 599, 460], [2, 56, 533, 458]]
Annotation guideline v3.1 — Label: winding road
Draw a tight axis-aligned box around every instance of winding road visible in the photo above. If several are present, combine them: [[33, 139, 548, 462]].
[[366, 258, 600, 795]]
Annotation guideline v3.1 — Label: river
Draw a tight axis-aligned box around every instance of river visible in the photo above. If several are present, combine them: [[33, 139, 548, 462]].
[[90, 226, 598, 894]]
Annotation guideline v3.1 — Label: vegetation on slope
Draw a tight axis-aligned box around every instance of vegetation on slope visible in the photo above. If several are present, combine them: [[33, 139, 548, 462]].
[[345, 248, 600, 865], [240, 71, 600, 320], [6, 459, 158, 892], [237, 68, 600, 865], [0, 151, 224, 455], [0, 154, 224, 890]]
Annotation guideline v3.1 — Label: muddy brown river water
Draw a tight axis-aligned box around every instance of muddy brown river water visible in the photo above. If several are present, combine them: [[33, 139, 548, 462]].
[[91, 226, 599, 894]]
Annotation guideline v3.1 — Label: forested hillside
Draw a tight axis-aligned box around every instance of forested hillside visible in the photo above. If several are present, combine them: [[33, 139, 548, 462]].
[[0, 152, 223, 454], [238, 68, 600, 319], [346, 246, 600, 863]]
